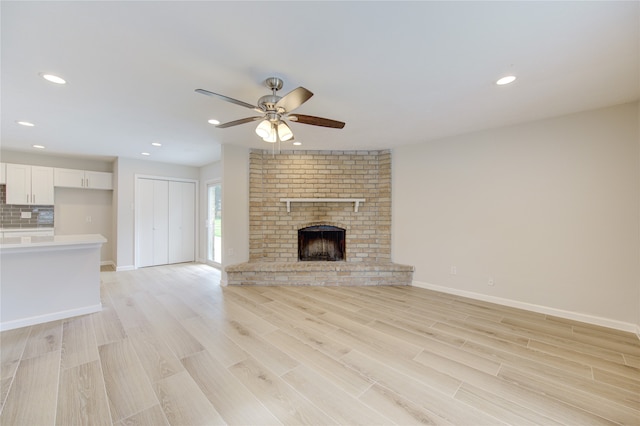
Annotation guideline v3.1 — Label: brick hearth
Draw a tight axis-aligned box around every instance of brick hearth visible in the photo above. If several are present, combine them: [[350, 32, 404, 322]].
[[225, 149, 414, 286]]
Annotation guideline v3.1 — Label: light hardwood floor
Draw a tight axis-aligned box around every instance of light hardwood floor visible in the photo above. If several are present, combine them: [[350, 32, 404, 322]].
[[1, 263, 639, 425]]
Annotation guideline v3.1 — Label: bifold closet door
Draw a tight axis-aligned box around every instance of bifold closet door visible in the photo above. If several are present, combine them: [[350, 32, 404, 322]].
[[138, 178, 169, 267], [168, 181, 195, 263]]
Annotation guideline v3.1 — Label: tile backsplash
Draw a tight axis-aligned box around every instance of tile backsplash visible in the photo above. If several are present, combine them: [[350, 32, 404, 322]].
[[0, 184, 54, 229]]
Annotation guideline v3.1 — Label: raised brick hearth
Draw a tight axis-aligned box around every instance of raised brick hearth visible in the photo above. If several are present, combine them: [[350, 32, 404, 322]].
[[225, 149, 414, 286], [226, 261, 413, 286]]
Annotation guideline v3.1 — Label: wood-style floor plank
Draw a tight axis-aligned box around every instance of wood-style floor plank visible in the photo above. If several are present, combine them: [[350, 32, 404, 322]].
[[228, 356, 336, 425], [126, 325, 185, 383], [92, 298, 126, 346], [61, 315, 100, 370], [1, 263, 638, 426], [264, 329, 374, 397], [0, 350, 60, 426], [99, 338, 158, 422], [117, 405, 169, 426], [282, 364, 392, 425], [182, 350, 281, 425], [153, 371, 225, 425], [341, 349, 504, 425], [56, 360, 112, 425], [0, 326, 31, 381], [359, 382, 455, 425], [21, 321, 63, 360]]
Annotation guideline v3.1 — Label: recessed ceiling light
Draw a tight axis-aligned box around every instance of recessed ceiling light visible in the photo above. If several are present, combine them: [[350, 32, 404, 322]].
[[141, 152, 151, 156], [496, 75, 517, 85], [292, 141, 302, 146], [16, 121, 35, 127], [151, 142, 162, 147], [40, 73, 66, 84], [32, 145, 45, 149], [208, 119, 220, 125]]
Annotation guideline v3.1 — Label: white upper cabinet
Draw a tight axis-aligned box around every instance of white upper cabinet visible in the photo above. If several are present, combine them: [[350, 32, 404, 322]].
[[6, 164, 54, 205], [85, 170, 113, 190], [54, 168, 113, 190], [53, 168, 84, 188], [0, 163, 6, 184]]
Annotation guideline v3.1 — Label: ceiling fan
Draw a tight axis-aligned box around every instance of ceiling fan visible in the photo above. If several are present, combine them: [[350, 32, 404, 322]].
[[195, 77, 345, 143]]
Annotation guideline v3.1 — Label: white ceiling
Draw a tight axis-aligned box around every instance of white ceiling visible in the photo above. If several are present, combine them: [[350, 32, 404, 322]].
[[2, 1, 638, 167]]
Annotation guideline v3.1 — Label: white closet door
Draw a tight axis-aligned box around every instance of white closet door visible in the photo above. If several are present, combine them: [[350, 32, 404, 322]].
[[152, 179, 169, 266], [138, 178, 156, 267], [138, 178, 169, 267], [168, 181, 195, 263]]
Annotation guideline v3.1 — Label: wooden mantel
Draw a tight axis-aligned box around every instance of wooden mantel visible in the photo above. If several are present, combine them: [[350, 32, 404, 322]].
[[280, 198, 366, 213]]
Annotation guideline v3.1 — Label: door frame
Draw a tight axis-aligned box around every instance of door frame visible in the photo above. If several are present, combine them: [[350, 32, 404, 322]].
[[205, 179, 222, 268]]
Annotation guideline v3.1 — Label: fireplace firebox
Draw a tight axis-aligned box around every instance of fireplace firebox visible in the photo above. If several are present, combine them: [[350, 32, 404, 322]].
[[298, 225, 345, 261]]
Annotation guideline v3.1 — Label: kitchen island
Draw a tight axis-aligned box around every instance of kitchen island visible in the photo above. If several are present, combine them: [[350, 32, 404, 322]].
[[0, 234, 106, 331]]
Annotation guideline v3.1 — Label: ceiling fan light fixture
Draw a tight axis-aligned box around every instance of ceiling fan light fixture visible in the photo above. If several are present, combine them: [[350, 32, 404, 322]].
[[262, 123, 277, 143], [277, 121, 293, 141], [255, 120, 272, 138]]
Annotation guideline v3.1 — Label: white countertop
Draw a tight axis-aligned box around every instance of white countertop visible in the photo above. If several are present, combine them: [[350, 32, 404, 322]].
[[1, 227, 54, 232], [0, 233, 106, 249]]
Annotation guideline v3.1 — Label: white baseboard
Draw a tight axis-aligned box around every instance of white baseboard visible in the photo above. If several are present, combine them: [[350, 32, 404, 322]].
[[1, 304, 102, 332], [412, 281, 638, 334], [115, 265, 135, 271]]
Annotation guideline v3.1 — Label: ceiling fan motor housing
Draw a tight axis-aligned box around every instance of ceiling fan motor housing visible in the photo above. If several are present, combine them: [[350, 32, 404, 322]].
[[258, 94, 282, 113]]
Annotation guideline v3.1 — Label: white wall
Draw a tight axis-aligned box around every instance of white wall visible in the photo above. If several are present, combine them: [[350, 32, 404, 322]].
[[54, 188, 113, 263], [198, 161, 221, 263], [393, 102, 640, 331], [220, 144, 249, 285], [114, 157, 199, 270]]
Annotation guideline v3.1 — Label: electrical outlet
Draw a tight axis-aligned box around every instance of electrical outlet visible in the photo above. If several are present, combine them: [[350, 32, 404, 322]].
[[21, 211, 32, 219], [86, 216, 92, 223], [450, 266, 457, 275], [488, 278, 494, 286]]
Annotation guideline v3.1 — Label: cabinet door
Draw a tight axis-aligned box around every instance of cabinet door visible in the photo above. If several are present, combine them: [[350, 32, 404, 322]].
[[168, 181, 195, 264], [0, 163, 6, 185], [54, 168, 85, 188], [6, 164, 31, 205], [85, 171, 113, 190], [30, 166, 54, 205]]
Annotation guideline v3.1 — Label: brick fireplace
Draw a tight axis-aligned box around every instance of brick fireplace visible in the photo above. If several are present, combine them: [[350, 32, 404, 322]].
[[225, 149, 414, 286]]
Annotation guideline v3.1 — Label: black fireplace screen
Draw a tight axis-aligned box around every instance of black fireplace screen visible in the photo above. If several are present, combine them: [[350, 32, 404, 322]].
[[298, 225, 345, 261]]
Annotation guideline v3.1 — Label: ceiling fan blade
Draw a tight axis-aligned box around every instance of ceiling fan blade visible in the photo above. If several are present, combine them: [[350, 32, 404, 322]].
[[276, 87, 313, 112], [288, 114, 345, 129], [216, 116, 263, 128], [195, 89, 263, 113]]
